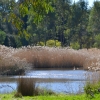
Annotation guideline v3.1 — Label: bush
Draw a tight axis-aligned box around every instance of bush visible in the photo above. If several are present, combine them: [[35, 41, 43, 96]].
[[94, 34, 100, 48], [70, 42, 80, 49], [37, 41, 45, 46], [46, 40, 61, 47], [84, 81, 100, 98], [0, 30, 6, 44]]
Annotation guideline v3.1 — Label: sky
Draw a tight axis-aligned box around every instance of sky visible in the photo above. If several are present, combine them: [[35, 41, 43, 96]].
[[72, 0, 100, 7], [15, 0, 100, 7]]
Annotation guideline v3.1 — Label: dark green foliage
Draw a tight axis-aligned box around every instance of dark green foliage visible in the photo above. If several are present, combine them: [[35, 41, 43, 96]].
[[0, 30, 6, 44], [84, 82, 100, 98], [46, 40, 61, 47], [87, 1, 100, 48], [0, 0, 100, 49]]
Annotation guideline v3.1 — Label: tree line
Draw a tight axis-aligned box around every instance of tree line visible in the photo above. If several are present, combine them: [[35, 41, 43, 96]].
[[0, 0, 100, 49]]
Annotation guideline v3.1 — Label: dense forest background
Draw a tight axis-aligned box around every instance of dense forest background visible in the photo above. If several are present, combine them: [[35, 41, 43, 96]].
[[0, 0, 100, 49]]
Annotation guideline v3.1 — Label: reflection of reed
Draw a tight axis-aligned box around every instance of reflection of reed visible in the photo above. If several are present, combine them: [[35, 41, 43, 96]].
[[0, 77, 16, 82], [0, 77, 86, 83], [0, 77, 87, 83]]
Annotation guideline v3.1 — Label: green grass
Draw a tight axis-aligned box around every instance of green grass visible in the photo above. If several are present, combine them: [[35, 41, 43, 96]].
[[1, 93, 100, 100]]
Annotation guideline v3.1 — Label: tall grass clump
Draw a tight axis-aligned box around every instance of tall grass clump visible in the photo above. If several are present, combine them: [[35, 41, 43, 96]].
[[17, 77, 35, 96], [17, 77, 55, 96]]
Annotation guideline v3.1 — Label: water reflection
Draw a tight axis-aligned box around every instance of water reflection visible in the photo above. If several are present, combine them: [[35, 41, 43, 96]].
[[0, 82, 17, 93], [36, 81, 85, 94], [0, 70, 94, 94], [25, 70, 86, 80]]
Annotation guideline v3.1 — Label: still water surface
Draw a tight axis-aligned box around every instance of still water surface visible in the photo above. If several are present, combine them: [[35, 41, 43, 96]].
[[0, 70, 94, 94]]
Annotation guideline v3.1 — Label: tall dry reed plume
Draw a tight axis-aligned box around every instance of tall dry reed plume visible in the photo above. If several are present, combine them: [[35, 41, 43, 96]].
[[1, 45, 100, 73], [14, 46, 89, 69]]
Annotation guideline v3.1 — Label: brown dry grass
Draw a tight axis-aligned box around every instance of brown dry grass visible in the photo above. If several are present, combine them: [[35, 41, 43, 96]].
[[0, 45, 100, 73], [13, 47, 88, 69], [15, 47, 100, 70], [17, 77, 35, 96], [0, 45, 31, 75]]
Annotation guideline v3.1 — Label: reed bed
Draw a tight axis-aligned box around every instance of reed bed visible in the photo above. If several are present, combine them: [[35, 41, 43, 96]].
[[0, 45, 100, 75], [0, 45, 32, 75], [13, 46, 100, 70]]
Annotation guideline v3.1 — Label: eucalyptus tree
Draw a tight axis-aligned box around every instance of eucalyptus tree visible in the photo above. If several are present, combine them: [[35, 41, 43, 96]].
[[53, 0, 71, 46], [9, 0, 54, 32], [0, 0, 16, 33], [26, 1, 55, 46], [0, 0, 19, 47], [87, 1, 100, 48], [68, 0, 89, 49]]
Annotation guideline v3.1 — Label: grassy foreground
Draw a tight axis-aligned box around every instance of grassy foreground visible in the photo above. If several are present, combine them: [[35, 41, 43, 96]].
[[0, 93, 100, 100]]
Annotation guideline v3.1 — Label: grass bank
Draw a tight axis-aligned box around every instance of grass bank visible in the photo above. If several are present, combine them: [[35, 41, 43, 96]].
[[0, 93, 100, 100]]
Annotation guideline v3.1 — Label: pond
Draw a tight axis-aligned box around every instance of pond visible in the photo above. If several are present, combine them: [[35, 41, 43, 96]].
[[0, 70, 96, 94]]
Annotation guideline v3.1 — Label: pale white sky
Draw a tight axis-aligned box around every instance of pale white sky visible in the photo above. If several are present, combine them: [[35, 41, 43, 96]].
[[72, 0, 100, 7], [15, 0, 100, 7]]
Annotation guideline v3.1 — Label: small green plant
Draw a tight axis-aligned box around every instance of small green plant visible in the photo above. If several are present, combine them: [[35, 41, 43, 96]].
[[84, 81, 100, 98], [35, 87, 56, 96], [14, 92, 22, 98]]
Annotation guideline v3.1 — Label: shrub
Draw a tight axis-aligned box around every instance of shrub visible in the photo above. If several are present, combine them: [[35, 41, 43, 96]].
[[94, 34, 100, 48], [84, 82, 100, 98], [84, 72, 100, 98], [0, 30, 6, 44], [46, 40, 61, 47], [37, 41, 45, 46], [70, 42, 80, 49]]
